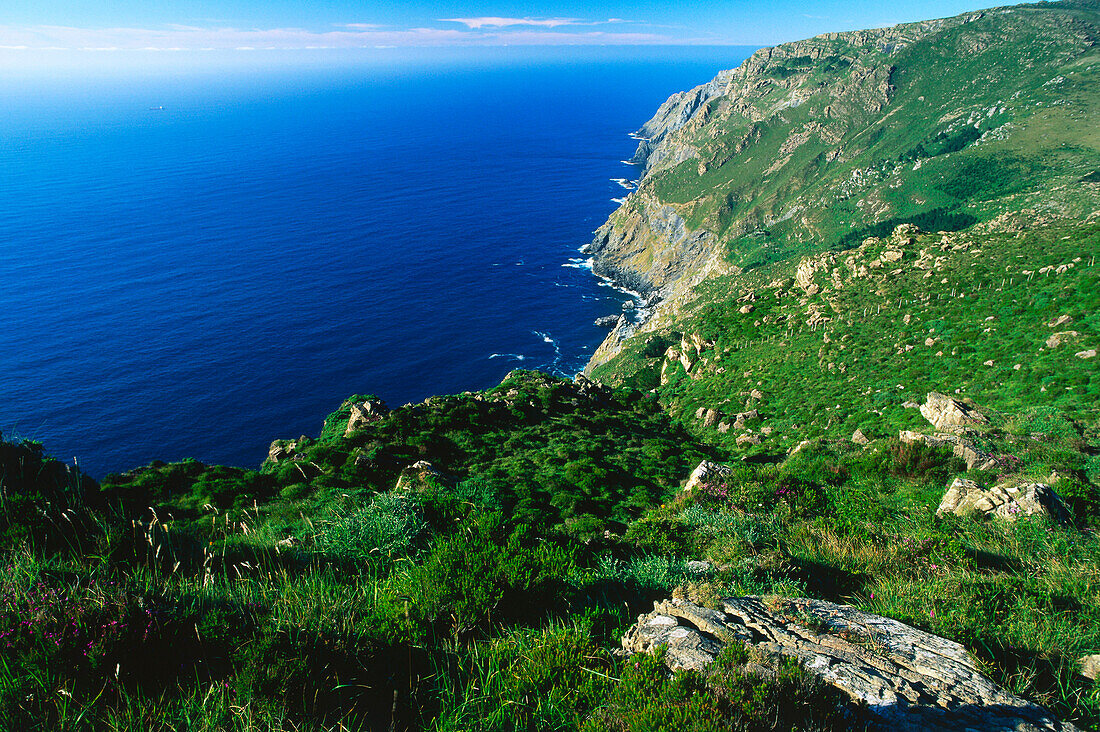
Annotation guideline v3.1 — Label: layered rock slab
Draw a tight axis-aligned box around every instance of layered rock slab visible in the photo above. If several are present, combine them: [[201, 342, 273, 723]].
[[623, 596, 1078, 731], [937, 477, 1070, 524]]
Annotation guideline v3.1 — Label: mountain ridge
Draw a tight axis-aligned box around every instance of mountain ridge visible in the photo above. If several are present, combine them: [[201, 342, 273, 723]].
[[585, 0, 1100, 374]]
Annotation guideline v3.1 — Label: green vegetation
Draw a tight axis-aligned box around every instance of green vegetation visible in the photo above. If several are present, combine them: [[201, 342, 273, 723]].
[[593, 222, 1099, 459], [4, 2, 1100, 729], [3, 363, 1099, 728]]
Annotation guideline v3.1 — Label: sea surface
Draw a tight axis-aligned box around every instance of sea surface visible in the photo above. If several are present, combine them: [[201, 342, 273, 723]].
[[0, 48, 751, 476]]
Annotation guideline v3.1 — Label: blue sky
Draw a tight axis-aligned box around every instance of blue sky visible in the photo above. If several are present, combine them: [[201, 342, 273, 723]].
[[0, 0, 999, 53]]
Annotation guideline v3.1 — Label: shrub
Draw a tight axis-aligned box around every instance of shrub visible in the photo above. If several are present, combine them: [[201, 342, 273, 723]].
[[624, 514, 692, 555], [395, 513, 574, 635], [313, 492, 427, 561]]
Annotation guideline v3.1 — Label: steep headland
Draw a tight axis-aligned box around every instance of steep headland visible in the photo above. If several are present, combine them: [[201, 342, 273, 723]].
[[586, 0, 1100, 372]]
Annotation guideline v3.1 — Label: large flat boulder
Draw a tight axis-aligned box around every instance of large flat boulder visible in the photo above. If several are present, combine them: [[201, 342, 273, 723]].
[[623, 596, 1078, 731]]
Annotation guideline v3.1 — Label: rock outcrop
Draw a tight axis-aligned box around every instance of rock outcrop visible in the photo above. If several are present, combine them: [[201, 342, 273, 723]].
[[1078, 654, 1100, 681], [898, 430, 997, 471], [623, 596, 1079, 731], [1045, 331, 1079, 349], [584, 196, 721, 300], [937, 477, 1070, 523], [395, 461, 443, 492], [919, 392, 988, 432], [683, 460, 733, 493], [345, 399, 389, 436], [267, 436, 308, 463]]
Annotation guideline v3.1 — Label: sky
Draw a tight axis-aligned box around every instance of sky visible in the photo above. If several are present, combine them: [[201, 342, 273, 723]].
[[0, 0, 1002, 58]]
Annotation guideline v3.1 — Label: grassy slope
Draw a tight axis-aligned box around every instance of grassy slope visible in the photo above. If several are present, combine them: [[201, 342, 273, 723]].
[[591, 222, 1099, 452], [3, 364, 1100, 729], [3, 3, 1100, 731]]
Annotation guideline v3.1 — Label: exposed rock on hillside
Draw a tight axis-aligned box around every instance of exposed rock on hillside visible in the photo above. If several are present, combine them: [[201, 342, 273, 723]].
[[1046, 331, 1079, 349], [395, 461, 443, 492], [1079, 654, 1100, 681], [919, 392, 988, 432], [899, 430, 998, 471], [584, 198, 721, 300], [267, 436, 309, 463], [937, 476, 1070, 523], [345, 399, 389, 436], [683, 460, 733, 493], [623, 596, 1079, 731]]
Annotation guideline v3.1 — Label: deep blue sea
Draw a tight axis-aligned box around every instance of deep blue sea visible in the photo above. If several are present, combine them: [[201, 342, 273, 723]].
[[0, 49, 751, 476]]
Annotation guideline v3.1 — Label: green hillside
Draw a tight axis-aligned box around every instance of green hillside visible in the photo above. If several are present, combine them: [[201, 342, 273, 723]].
[[3, 2, 1100, 730], [585, 0, 1100, 298], [590, 222, 1099, 450]]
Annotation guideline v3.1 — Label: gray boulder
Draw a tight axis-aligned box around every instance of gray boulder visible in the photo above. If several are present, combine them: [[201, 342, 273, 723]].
[[623, 596, 1079, 731]]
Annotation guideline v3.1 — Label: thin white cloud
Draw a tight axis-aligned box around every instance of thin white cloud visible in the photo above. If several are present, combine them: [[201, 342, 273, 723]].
[[439, 17, 584, 29], [0, 20, 716, 52]]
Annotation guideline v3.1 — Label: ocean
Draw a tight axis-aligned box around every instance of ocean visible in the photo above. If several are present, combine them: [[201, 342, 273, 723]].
[[0, 48, 751, 476]]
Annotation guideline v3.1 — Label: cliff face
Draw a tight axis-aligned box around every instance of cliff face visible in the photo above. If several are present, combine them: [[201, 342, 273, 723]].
[[584, 195, 721, 298], [585, 1, 1100, 373]]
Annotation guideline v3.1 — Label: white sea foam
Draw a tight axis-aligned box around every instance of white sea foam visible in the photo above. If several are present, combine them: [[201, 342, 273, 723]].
[[611, 197, 627, 204], [562, 257, 594, 270], [530, 330, 568, 375], [610, 177, 636, 190], [619, 160, 640, 165], [596, 278, 645, 301], [489, 353, 527, 361]]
